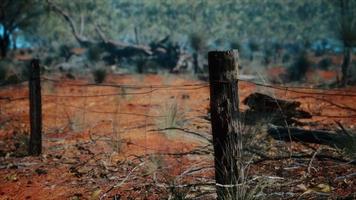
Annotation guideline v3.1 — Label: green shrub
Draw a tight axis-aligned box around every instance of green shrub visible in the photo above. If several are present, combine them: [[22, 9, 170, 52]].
[[43, 56, 55, 66], [87, 45, 105, 62], [287, 51, 310, 82], [248, 40, 260, 52], [248, 40, 259, 61], [230, 41, 242, 51], [5, 74, 21, 85], [317, 57, 332, 70], [282, 53, 291, 63], [20, 64, 30, 81], [92, 68, 107, 83], [65, 72, 76, 80], [135, 57, 159, 73], [262, 49, 273, 66], [59, 44, 72, 60], [0, 60, 28, 85]]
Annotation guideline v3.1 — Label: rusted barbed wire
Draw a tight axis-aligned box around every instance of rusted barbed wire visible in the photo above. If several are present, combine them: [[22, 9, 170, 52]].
[[41, 85, 209, 98], [291, 96, 356, 113], [2, 76, 356, 120], [0, 96, 27, 102], [41, 76, 356, 96], [42, 89, 159, 98], [41, 77, 209, 89], [239, 79, 356, 97]]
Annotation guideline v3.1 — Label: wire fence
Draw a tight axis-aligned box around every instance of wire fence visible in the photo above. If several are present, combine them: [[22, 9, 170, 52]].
[[1, 74, 356, 198], [1, 76, 356, 137]]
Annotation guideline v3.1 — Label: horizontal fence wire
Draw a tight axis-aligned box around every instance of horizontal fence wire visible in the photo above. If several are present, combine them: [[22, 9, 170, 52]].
[[241, 80, 356, 97], [0, 96, 27, 102], [43, 89, 160, 98], [42, 76, 356, 96], [1, 76, 356, 119], [41, 77, 209, 89], [41, 86, 209, 98]]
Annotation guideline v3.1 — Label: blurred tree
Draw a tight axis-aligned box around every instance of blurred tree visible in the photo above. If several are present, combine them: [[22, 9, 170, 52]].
[[335, 0, 356, 86], [189, 32, 207, 73], [0, 0, 348, 75], [45, 0, 115, 46], [17, 0, 337, 52], [287, 51, 310, 82], [0, 0, 43, 57], [248, 40, 259, 61]]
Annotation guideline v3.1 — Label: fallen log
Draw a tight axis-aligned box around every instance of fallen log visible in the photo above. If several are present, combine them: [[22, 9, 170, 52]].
[[243, 92, 311, 118], [242, 92, 311, 125], [243, 92, 301, 111], [267, 124, 354, 149], [47, 0, 192, 71]]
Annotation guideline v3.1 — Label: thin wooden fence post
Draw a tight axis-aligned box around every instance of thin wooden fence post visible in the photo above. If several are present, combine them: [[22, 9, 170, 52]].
[[208, 50, 240, 199], [28, 59, 42, 156]]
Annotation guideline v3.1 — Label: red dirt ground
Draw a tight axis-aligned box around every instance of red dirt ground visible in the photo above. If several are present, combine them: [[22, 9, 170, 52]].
[[0, 73, 355, 199]]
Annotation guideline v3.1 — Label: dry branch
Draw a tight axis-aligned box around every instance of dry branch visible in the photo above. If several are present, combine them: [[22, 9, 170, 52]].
[[47, 1, 151, 54], [46, 0, 194, 70], [267, 124, 353, 149], [46, 0, 89, 46]]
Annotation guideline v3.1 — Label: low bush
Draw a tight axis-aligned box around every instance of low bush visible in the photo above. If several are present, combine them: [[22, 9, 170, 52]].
[[287, 51, 310, 82], [317, 57, 332, 70], [282, 53, 291, 63], [189, 32, 207, 53], [92, 68, 107, 84], [0, 60, 28, 85], [230, 41, 242, 51], [87, 45, 105, 62], [4, 74, 21, 85], [58, 44, 72, 61], [0, 64, 6, 83]]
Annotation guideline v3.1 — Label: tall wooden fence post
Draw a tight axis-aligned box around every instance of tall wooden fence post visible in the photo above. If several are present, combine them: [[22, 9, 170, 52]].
[[28, 59, 42, 156], [208, 50, 240, 199]]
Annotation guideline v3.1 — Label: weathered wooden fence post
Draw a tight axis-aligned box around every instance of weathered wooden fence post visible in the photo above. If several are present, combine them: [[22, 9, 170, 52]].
[[208, 50, 240, 199], [28, 59, 42, 156]]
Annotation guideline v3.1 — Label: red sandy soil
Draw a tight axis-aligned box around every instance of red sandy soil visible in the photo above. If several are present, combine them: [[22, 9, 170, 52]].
[[0, 73, 355, 199]]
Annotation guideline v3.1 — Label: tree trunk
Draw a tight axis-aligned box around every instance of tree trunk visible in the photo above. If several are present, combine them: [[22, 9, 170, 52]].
[[341, 46, 351, 86], [0, 33, 10, 58], [12, 33, 17, 50], [193, 52, 199, 74]]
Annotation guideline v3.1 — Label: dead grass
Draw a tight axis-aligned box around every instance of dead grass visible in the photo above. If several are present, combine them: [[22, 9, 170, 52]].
[[0, 74, 356, 199]]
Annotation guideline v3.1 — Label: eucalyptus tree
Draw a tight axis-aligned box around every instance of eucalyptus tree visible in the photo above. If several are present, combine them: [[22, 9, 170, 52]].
[[0, 0, 44, 57], [4, 0, 345, 74], [335, 0, 356, 86]]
